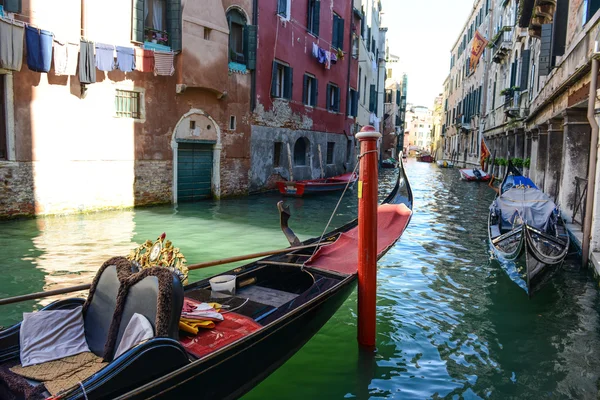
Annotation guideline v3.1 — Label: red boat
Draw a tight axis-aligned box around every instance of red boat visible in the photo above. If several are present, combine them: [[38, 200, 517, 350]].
[[459, 168, 491, 182], [416, 154, 435, 163], [276, 172, 358, 197]]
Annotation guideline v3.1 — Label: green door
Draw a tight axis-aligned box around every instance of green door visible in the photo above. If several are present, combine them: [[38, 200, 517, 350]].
[[177, 142, 213, 202]]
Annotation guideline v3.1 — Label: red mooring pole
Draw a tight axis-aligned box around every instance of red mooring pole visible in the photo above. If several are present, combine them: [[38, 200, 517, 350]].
[[356, 125, 381, 348]]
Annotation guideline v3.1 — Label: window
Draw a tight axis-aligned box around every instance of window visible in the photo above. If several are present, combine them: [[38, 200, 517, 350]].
[[307, 0, 320, 36], [271, 61, 293, 99], [352, 34, 358, 58], [229, 115, 236, 130], [227, 10, 246, 64], [347, 88, 358, 117], [326, 83, 340, 112], [132, 0, 181, 50], [326, 142, 335, 164], [1, 0, 20, 13], [303, 74, 318, 106], [274, 142, 282, 167], [385, 89, 392, 103], [115, 90, 141, 119], [294, 137, 309, 165], [332, 14, 345, 50], [368, 84, 376, 112], [204, 28, 211, 40], [278, 0, 291, 20]]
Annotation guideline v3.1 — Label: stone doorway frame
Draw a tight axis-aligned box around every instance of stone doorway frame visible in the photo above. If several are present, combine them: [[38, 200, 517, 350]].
[[171, 109, 222, 203]]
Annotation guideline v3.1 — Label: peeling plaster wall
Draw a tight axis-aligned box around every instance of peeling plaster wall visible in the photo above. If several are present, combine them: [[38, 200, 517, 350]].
[[249, 126, 351, 192]]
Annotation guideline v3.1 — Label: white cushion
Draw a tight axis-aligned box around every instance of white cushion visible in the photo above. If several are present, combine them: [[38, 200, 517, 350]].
[[114, 313, 154, 359], [20, 306, 90, 367]]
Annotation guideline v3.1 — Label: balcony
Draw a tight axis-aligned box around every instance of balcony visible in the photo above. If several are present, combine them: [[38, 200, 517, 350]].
[[502, 90, 521, 117], [490, 27, 513, 63]]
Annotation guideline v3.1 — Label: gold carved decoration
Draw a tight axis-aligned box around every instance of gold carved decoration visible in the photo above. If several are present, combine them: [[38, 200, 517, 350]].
[[127, 233, 189, 285]]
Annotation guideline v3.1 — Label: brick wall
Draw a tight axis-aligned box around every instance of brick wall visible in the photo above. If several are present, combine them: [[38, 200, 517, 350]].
[[0, 162, 35, 218], [134, 160, 173, 206]]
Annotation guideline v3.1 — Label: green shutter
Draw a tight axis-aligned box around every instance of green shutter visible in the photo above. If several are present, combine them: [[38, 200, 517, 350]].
[[278, 0, 287, 15], [4, 0, 21, 13], [284, 66, 293, 99], [132, 0, 144, 43], [271, 62, 279, 97], [332, 16, 339, 49], [303, 75, 309, 104], [312, 78, 318, 107], [369, 84, 375, 112], [352, 91, 358, 117], [244, 25, 257, 70], [167, 0, 182, 51], [313, 1, 321, 36], [335, 87, 340, 112], [337, 18, 345, 50], [326, 84, 331, 110], [520, 50, 531, 90]]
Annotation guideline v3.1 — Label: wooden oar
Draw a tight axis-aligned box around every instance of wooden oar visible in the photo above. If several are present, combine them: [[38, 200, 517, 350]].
[[0, 243, 322, 307]]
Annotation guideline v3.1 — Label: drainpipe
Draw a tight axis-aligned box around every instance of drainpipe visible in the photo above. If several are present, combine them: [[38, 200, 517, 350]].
[[583, 57, 599, 267], [250, 0, 258, 112]]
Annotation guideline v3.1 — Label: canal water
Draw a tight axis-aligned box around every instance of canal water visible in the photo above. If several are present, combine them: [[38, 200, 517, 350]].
[[1, 160, 600, 399]]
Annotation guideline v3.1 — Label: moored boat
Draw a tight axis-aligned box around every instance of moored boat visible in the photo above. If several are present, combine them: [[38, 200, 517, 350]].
[[436, 160, 454, 168], [276, 172, 357, 196], [459, 168, 491, 181], [0, 163, 413, 399], [488, 163, 569, 295], [381, 158, 398, 169], [416, 154, 434, 163]]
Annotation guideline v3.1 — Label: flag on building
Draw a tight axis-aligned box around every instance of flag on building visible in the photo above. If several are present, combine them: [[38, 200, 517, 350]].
[[470, 31, 488, 73], [480, 139, 490, 170]]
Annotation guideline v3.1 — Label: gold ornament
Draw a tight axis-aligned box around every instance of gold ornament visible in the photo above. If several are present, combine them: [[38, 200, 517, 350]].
[[127, 233, 189, 285]]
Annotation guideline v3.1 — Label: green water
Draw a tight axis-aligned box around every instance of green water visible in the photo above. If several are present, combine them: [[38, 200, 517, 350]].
[[2, 160, 600, 399]]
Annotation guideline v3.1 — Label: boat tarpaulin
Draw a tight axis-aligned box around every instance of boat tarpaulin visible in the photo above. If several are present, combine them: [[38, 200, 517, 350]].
[[493, 187, 556, 231], [305, 204, 412, 274]]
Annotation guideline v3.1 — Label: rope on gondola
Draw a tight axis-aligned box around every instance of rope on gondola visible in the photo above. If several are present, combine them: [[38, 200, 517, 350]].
[[304, 149, 378, 270]]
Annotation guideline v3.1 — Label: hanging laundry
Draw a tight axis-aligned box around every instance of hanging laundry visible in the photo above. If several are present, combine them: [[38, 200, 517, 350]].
[[371, 58, 377, 72], [25, 26, 53, 73], [331, 51, 338, 65], [0, 18, 23, 71], [116, 46, 135, 73], [95, 43, 115, 72], [154, 50, 175, 76], [317, 47, 326, 64], [79, 40, 96, 84], [53, 40, 79, 76], [324, 51, 331, 70], [312, 42, 319, 58], [135, 47, 154, 72]]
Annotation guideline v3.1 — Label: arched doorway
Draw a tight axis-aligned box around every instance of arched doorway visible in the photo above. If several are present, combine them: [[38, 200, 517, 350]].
[[171, 109, 222, 203]]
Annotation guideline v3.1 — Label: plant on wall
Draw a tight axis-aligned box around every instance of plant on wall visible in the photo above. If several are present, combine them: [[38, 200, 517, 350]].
[[512, 158, 524, 168], [524, 158, 531, 168], [494, 157, 507, 166]]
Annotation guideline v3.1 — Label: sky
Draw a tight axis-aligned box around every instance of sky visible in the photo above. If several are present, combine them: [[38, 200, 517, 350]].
[[381, 0, 475, 107]]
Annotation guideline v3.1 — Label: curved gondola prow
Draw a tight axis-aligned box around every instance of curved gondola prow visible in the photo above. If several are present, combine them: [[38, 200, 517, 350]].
[[500, 160, 523, 195], [382, 151, 413, 210]]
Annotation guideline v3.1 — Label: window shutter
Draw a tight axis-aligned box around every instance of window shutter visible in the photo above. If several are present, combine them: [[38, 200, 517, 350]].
[[132, 0, 144, 43], [337, 18, 345, 50], [271, 62, 279, 97], [369, 84, 376, 112], [334, 87, 340, 112], [312, 78, 318, 106], [332, 16, 339, 49], [396, 90, 400, 106], [347, 89, 352, 116], [278, 0, 287, 16], [326, 84, 332, 110], [303, 75, 309, 104], [520, 50, 531, 90], [244, 25, 258, 70], [539, 24, 553, 76], [284, 66, 293, 99], [313, 1, 321, 36], [510, 61, 517, 87], [4, 0, 21, 13], [166, 0, 182, 51], [352, 91, 358, 117]]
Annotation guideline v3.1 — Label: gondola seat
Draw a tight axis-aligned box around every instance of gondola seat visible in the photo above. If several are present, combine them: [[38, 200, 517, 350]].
[[0, 256, 189, 399]]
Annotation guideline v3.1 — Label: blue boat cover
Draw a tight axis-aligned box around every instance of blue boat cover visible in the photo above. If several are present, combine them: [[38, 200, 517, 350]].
[[513, 176, 537, 188]]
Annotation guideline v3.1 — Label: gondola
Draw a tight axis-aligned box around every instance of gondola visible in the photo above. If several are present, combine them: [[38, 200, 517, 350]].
[[436, 160, 454, 168], [416, 154, 434, 163], [276, 172, 358, 196], [0, 162, 413, 399], [488, 162, 569, 295], [381, 158, 398, 169]]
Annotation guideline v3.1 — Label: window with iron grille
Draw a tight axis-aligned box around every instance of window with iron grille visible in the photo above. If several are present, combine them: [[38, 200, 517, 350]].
[[115, 90, 141, 119]]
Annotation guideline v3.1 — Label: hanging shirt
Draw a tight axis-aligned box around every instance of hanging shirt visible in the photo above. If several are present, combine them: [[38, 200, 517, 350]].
[[135, 47, 154, 72], [95, 43, 115, 72], [317, 47, 326, 64], [312, 42, 319, 58], [116, 46, 135, 73], [154, 50, 174, 76], [65, 42, 79, 75], [0, 18, 23, 71], [78, 40, 96, 84], [331, 51, 338, 64], [54, 40, 79, 76], [324, 51, 331, 70], [25, 26, 53, 73]]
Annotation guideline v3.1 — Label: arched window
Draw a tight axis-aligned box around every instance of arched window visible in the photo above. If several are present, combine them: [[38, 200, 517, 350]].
[[227, 9, 246, 64], [294, 137, 309, 166]]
